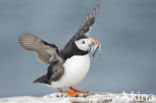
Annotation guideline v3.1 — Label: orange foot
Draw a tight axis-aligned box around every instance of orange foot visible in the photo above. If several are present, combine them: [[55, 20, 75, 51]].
[[69, 87, 88, 93], [60, 90, 77, 97]]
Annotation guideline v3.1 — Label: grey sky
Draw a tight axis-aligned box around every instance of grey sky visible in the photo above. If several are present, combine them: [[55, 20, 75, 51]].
[[0, 0, 156, 97]]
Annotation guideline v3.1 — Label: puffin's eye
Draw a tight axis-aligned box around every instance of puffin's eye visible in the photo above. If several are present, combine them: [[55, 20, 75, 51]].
[[82, 40, 85, 44]]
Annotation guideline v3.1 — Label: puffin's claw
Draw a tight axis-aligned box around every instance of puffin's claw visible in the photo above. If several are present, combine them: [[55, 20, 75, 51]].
[[69, 87, 89, 93], [60, 90, 77, 97]]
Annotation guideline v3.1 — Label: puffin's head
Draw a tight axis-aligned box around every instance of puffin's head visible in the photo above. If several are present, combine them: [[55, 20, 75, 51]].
[[74, 35, 100, 52]]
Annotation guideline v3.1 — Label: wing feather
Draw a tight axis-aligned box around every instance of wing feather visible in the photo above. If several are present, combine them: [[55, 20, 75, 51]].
[[64, 5, 100, 48], [19, 33, 63, 64], [76, 5, 100, 36]]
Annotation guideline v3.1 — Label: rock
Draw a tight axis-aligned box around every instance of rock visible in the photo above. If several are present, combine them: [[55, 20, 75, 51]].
[[0, 92, 155, 103]]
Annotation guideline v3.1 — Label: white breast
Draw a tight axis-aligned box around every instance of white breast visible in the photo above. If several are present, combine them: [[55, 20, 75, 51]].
[[51, 54, 90, 88]]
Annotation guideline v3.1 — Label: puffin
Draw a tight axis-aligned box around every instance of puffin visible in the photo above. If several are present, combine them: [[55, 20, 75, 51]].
[[19, 5, 101, 97]]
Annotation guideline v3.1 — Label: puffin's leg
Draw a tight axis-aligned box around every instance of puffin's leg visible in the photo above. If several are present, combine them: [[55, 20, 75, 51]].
[[57, 88, 77, 97], [69, 87, 88, 93]]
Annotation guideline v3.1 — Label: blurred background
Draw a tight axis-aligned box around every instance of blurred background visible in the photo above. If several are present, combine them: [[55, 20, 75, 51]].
[[0, 0, 156, 97]]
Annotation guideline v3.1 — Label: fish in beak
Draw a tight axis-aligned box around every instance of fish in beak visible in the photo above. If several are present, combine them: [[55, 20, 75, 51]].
[[89, 37, 101, 58]]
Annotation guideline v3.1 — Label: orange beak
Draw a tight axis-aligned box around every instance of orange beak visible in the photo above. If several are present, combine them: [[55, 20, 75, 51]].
[[89, 37, 101, 45]]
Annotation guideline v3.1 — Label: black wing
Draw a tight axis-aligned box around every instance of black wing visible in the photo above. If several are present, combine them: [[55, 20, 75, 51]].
[[19, 33, 63, 64], [64, 5, 100, 48]]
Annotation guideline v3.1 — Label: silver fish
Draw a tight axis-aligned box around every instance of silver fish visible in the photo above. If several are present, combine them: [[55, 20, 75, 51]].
[[91, 43, 102, 59]]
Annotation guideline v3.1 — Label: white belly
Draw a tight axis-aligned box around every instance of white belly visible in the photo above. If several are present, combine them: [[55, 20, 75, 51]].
[[50, 54, 90, 88]]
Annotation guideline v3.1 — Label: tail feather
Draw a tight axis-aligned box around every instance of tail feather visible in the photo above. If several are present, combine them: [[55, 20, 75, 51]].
[[33, 74, 48, 84]]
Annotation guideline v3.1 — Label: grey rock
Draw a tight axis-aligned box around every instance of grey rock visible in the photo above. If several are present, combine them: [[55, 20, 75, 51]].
[[0, 92, 155, 103]]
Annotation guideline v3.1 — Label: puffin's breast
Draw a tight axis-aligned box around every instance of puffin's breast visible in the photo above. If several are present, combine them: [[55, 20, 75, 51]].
[[51, 54, 90, 88]]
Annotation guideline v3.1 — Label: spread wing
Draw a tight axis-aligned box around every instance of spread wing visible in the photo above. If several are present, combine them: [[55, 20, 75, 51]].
[[64, 5, 100, 48], [19, 33, 63, 64], [76, 5, 100, 36]]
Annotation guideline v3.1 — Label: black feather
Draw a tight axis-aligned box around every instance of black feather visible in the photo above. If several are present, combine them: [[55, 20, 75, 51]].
[[33, 74, 48, 84]]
